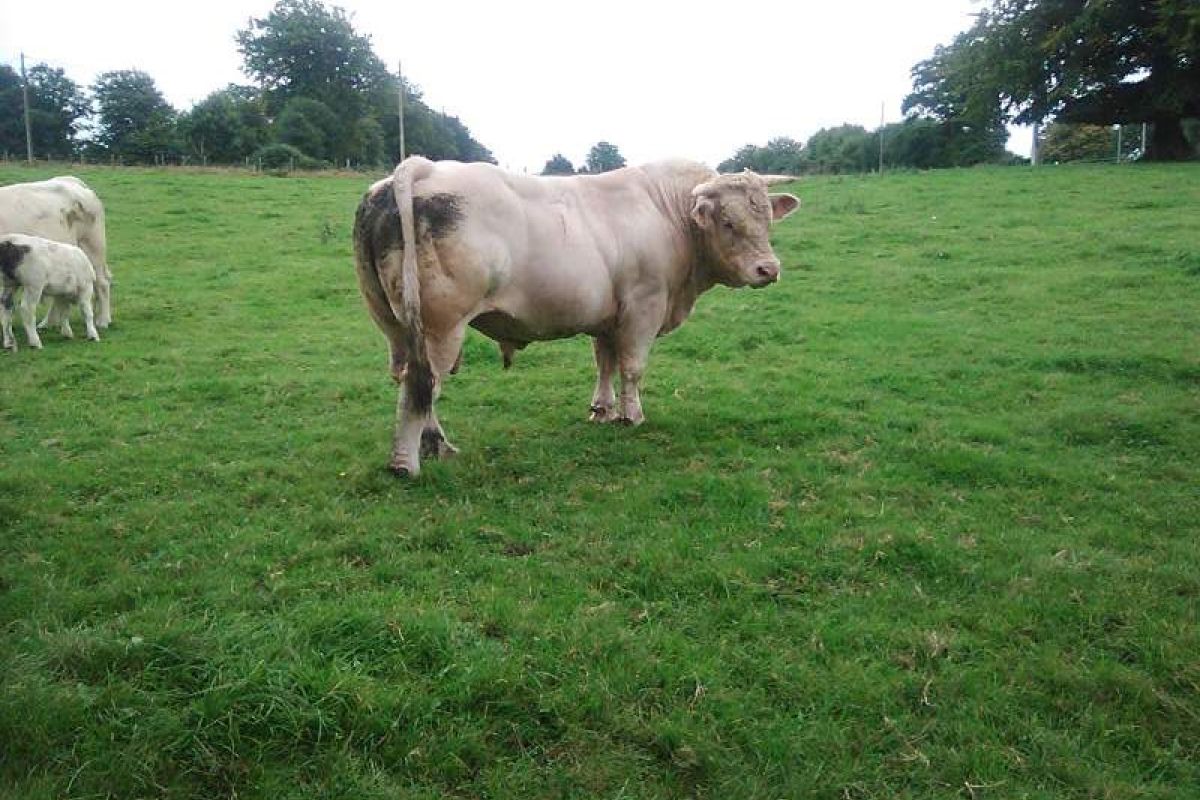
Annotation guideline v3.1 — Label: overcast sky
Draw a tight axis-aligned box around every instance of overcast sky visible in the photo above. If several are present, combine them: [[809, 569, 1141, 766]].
[[1, 0, 1029, 171]]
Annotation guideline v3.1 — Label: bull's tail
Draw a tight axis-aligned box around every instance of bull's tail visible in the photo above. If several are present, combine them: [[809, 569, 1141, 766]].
[[393, 156, 436, 413]]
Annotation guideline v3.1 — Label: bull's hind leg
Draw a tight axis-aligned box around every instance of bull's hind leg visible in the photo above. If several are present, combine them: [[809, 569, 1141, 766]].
[[589, 335, 618, 422], [420, 324, 467, 460], [389, 326, 467, 475]]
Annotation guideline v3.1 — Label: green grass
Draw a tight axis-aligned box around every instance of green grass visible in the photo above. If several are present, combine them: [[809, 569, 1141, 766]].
[[1, 161, 1198, 799]]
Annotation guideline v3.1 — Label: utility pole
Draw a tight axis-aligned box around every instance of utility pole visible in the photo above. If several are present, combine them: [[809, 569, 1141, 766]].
[[877, 101, 885, 174], [1031, 121, 1040, 166], [20, 53, 33, 163], [1115, 124, 1123, 163], [397, 60, 406, 163], [1140, 122, 1148, 157]]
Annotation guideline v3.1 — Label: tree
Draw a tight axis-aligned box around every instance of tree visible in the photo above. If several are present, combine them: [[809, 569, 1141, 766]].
[[91, 70, 178, 163], [0, 64, 88, 159], [903, 32, 1011, 167], [237, 0, 389, 161], [275, 97, 338, 161], [586, 141, 626, 173], [27, 65, 89, 158], [541, 153, 575, 175], [178, 86, 270, 164], [802, 126, 879, 173], [349, 116, 385, 166], [912, 0, 1200, 161], [237, 1, 495, 165], [718, 137, 805, 174]]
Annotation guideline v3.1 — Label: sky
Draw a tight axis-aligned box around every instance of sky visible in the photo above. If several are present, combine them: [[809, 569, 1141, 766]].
[[0, 0, 1032, 171]]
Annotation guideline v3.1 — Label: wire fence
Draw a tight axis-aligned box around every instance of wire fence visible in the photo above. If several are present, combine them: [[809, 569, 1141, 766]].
[[0, 150, 387, 176]]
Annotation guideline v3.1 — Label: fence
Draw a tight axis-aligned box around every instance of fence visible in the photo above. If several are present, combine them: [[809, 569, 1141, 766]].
[[0, 150, 385, 175]]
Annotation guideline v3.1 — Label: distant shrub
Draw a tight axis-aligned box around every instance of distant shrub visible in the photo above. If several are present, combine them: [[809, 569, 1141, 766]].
[[252, 143, 323, 171]]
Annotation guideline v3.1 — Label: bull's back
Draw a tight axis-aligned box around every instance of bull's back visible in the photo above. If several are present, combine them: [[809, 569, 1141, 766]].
[[422, 164, 675, 337]]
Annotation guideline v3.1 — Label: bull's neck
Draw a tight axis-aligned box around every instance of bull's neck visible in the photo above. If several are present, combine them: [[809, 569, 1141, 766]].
[[643, 163, 721, 333], [665, 198, 718, 333]]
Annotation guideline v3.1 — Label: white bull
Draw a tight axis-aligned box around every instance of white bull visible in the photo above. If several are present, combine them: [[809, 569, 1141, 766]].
[[0, 176, 112, 329], [353, 157, 800, 476]]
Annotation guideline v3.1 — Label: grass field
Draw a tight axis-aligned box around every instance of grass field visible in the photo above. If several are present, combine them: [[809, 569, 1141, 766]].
[[1, 160, 1198, 799]]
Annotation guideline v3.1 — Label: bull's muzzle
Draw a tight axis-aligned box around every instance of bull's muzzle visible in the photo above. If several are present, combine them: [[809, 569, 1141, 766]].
[[753, 260, 780, 286]]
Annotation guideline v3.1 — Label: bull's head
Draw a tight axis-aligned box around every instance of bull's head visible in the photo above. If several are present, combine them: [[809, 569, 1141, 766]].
[[690, 171, 800, 288]]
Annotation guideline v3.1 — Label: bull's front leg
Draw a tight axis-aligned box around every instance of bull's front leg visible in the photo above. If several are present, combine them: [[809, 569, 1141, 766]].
[[588, 335, 617, 422], [613, 296, 667, 426]]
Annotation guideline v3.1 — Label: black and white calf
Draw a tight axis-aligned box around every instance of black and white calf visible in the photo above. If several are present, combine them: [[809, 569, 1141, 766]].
[[1, 233, 100, 351]]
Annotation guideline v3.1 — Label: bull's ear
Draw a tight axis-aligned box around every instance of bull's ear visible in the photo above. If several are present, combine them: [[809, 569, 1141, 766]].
[[769, 193, 800, 222], [691, 195, 715, 228]]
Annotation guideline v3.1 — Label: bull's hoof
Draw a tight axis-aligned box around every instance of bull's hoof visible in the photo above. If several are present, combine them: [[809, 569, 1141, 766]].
[[389, 450, 420, 477], [388, 461, 419, 478], [618, 414, 645, 427], [588, 404, 616, 423]]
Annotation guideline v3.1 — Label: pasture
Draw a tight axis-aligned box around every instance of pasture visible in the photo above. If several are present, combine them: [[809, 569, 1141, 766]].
[[1, 161, 1198, 799]]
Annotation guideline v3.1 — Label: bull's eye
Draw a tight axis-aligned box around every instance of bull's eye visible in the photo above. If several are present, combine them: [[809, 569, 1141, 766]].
[[722, 220, 736, 233]]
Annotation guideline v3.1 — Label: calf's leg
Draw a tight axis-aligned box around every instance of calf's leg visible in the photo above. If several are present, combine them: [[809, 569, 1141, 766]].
[[53, 298, 74, 338], [19, 286, 44, 349], [1, 288, 15, 351]]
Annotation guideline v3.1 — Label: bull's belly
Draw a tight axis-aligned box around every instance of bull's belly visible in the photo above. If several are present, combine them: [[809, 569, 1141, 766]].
[[469, 306, 612, 344], [472, 272, 617, 343]]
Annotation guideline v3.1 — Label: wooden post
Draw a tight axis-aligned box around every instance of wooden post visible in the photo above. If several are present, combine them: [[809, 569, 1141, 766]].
[[21, 53, 33, 164], [398, 61, 406, 163], [877, 101, 885, 174]]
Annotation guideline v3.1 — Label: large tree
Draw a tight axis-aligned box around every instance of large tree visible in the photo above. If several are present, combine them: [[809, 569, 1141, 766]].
[[0, 63, 88, 159], [91, 70, 178, 163], [903, 30, 1011, 167], [236, 0, 494, 165], [585, 141, 626, 173], [541, 153, 576, 175], [912, 0, 1200, 161], [178, 86, 270, 164], [236, 0, 388, 118], [718, 137, 805, 174]]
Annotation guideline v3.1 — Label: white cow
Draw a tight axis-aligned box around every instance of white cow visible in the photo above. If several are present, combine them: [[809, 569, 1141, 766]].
[[0, 176, 112, 329], [354, 157, 800, 476], [1, 234, 100, 351]]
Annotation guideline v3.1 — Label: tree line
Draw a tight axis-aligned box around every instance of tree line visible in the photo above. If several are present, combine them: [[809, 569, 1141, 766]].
[[722, 0, 1198, 173], [5, 0, 1195, 173], [0, 0, 494, 168]]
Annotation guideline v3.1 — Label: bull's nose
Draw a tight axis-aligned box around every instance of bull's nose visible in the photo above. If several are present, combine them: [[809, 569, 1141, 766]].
[[755, 262, 780, 283]]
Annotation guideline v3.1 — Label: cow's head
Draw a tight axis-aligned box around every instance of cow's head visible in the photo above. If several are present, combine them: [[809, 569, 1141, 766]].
[[690, 171, 800, 288]]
